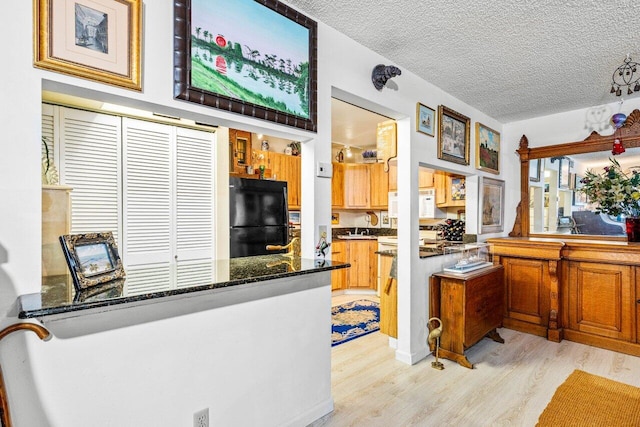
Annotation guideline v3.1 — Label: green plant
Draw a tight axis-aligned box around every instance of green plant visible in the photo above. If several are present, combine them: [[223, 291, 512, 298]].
[[579, 157, 640, 217]]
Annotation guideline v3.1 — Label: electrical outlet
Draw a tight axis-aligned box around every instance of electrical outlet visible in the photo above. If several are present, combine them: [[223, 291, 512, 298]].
[[194, 408, 209, 427]]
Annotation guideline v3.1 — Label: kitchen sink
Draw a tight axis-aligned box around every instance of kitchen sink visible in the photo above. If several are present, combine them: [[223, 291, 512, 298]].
[[337, 235, 378, 240]]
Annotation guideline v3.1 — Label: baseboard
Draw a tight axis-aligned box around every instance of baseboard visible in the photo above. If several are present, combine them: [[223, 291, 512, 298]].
[[283, 397, 334, 427], [395, 346, 429, 365]]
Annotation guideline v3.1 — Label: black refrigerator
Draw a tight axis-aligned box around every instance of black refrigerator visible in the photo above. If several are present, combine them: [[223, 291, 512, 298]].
[[229, 177, 289, 258]]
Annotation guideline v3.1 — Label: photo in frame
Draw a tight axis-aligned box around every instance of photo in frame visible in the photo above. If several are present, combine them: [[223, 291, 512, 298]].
[[173, 0, 318, 132], [416, 103, 435, 136], [475, 122, 500, 174], [437, 105, 470, 165], [59, 232, 125, 291], [34, 0, 142, 91], [451, 177, 466, 201], [529, 158, 542, 182], [480, 177, 505, 234]]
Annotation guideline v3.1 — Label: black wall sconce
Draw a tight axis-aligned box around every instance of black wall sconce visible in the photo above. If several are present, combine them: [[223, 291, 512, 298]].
[[372, 64, 402, 91]]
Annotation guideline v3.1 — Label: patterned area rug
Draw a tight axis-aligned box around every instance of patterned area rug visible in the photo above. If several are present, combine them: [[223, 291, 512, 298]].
[[331, 299, 380, 347], [536, 370, 640, 426]]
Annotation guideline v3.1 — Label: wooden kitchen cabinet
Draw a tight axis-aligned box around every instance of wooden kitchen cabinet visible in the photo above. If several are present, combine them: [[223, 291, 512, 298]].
[[345, 164, 370, 208], [346, 240, 378, 290], [333, 162, 389, 209], [567, 261, 634, 342], [331, 240, 347, 291], [388, 159, 397, 191], [251, 150, 301, 210], [229, 129, 252, 174], [430, 265, 505, 368], [419, 167, 434, 188], [369, 162, 389, 209], [379, 253, 397, 337], [434, 171, 465, 208], [332, 162, 345, 208]]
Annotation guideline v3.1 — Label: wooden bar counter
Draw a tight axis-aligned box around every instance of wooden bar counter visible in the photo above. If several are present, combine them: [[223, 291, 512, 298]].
[[488, 237, 640, 357]]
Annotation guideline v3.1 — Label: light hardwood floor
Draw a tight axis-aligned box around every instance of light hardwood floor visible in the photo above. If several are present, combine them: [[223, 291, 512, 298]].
[[318, 295, 640, 426]]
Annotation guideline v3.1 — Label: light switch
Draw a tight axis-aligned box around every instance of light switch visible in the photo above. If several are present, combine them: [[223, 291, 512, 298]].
[[316, 162, 332, 178]]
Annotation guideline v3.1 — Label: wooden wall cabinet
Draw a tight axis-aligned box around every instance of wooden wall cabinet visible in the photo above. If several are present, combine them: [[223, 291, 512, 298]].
[[434, 171, 465, 208], [332, 162, 389, 209], [332, 162, 345, 208], [250, 150, 301, 210], [345, 164, 370, 208], [229, 129, 252, 175], [369, 162, 389, 209], [430, 265, 505, 368]]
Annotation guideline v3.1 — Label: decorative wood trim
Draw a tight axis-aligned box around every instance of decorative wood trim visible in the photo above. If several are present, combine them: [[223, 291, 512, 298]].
[[516, 109, 640, 239]]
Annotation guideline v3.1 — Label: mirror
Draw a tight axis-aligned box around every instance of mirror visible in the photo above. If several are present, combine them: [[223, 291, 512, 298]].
[[516, 109, 640, 239]]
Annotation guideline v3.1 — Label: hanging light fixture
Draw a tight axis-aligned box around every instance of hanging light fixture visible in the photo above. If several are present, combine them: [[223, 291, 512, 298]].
[[611, 54, 640, 97], [345, 146, 352, 158]]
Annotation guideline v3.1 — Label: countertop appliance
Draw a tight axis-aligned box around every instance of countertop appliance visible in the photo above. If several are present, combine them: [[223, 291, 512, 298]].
[[229, 177, 289, 258], [388, 189, 440, 219]]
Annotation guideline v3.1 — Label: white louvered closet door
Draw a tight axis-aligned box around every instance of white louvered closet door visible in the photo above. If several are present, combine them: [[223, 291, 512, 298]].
[[122, 118, 173, 294], [175, 127, 215, 288], [58, 108, 122, 243]]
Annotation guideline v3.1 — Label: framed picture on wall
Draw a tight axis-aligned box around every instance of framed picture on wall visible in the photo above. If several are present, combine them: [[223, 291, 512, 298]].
[[416, 103, 435, 136], [34, 0, 142, 91], [480, 177, 505, 234], [437, 105, 470, 165], [173, 0, 318, 132], [475, 122, 500, 174]]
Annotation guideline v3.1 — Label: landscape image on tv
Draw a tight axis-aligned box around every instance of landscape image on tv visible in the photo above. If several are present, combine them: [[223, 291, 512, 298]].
[[190, 0, 311, 119]]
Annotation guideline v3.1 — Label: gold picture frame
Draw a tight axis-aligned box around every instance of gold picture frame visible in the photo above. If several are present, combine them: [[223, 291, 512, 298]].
[[437, 105, 470, 165], [475, 122, 500, 174], [59, 232, 126, 291], [416, 102, 435, 136], [34, 0, 142, 91]]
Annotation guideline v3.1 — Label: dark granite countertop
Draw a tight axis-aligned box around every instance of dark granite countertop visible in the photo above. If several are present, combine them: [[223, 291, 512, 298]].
[[19, 255, 348, 320]]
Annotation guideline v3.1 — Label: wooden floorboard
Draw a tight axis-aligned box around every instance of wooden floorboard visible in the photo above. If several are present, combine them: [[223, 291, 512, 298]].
[[317, 295, 640, 426]]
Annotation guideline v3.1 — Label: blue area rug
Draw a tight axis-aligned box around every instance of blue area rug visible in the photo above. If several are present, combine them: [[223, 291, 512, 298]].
[[331, 299, 380, 347]]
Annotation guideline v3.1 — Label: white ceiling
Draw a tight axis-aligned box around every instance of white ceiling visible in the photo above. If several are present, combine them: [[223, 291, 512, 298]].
[[287, 0, 640, 126]]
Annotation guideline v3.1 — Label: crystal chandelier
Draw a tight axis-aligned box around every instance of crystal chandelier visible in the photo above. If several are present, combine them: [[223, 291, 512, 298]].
[[611, 54, 640, 96]]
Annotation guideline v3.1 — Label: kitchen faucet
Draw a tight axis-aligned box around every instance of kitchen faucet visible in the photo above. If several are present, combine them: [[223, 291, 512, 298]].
[[354, 226, 359, 235]]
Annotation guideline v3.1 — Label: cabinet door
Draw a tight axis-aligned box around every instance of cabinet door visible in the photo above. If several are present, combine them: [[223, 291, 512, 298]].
[[388, 160, 397, 191], [347, 240, 375, 288], [434, 171, 447, 205], [345, 164, 370, 208], [379, 254, 397, 337], [502, 257, 550, 328], [464, 268, 504, 347], [331, 240, 347, 291], [229, 129, 252, 174], [418, 168, 434, 188], [568, 261, 633, 341], [369, 162, 389, 209], [332, 162, 345, 208], [271, 153, 300, 210]]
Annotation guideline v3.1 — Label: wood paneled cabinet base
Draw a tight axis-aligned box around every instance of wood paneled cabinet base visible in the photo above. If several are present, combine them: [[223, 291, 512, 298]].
[[430, 265, 505, 368]]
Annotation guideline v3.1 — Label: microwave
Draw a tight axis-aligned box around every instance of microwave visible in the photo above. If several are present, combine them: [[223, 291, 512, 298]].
[[388, 189, 438, 219]]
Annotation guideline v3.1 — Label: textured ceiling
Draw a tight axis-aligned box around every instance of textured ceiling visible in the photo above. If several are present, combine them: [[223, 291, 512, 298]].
[[286, 0, 640, 123]]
